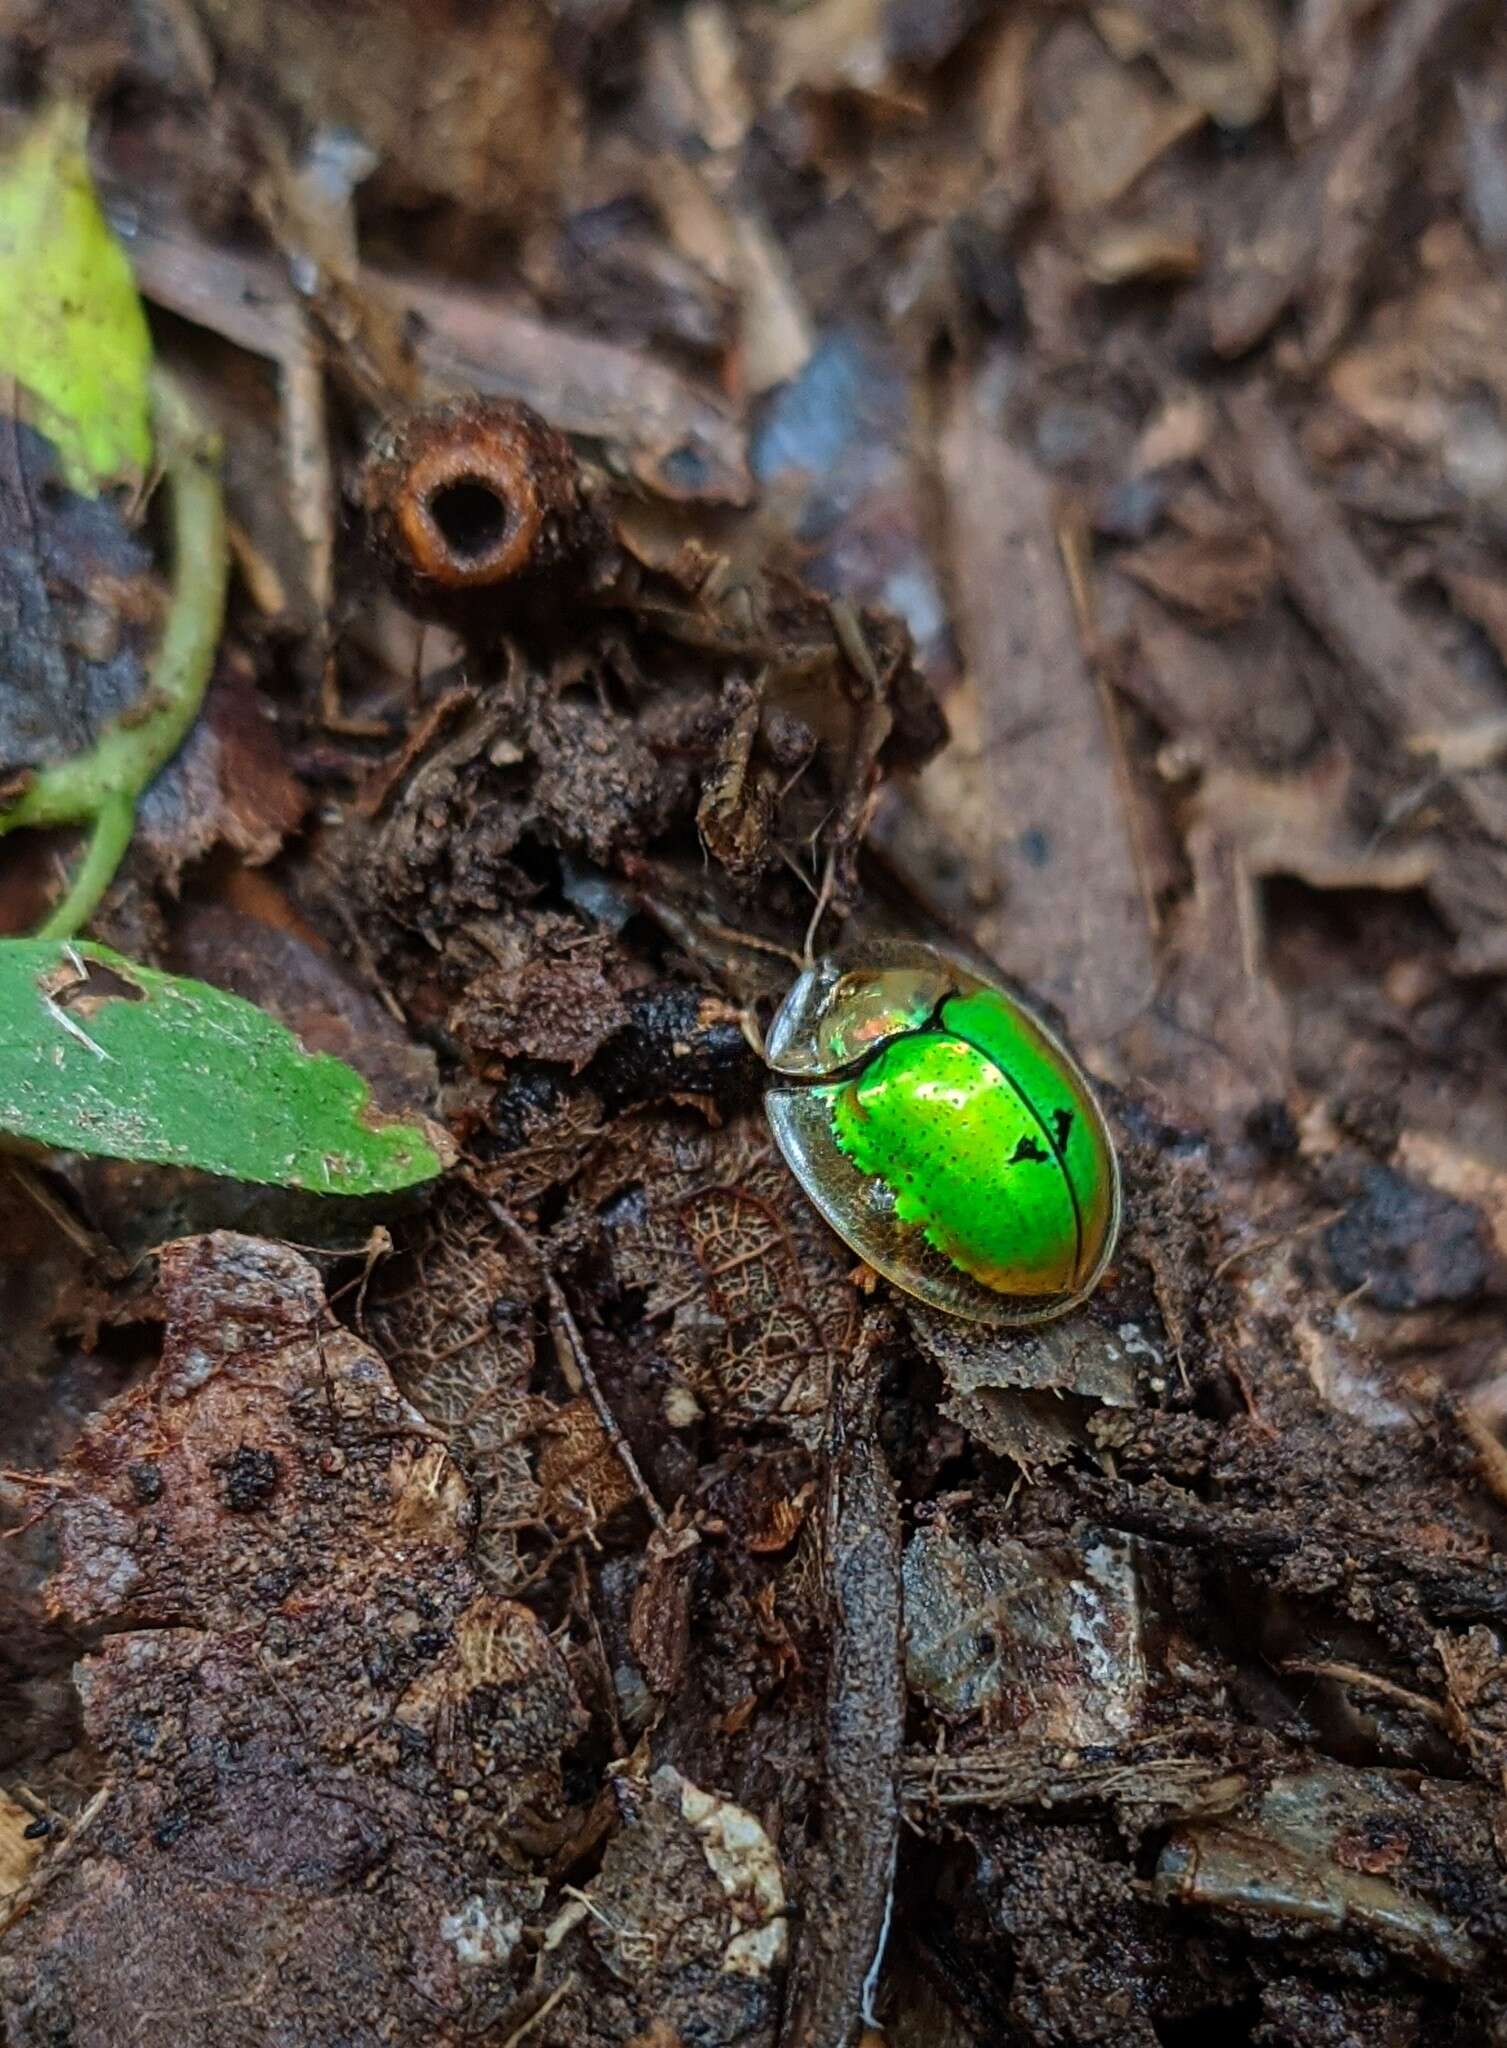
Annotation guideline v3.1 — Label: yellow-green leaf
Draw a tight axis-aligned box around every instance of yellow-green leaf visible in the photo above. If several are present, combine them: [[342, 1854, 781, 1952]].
[[0, 101, 152, 494]]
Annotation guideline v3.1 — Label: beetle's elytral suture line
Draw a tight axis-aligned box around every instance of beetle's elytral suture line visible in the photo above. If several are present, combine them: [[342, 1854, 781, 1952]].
[[937, 998, 1088, 1284]]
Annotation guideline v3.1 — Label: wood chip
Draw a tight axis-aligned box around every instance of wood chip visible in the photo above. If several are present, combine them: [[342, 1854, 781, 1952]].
[[1229, 382, 1507, 949], [1210, 0, 1485, 362], [110, 203, 752, 505], [939, 358, 1158, 1049]]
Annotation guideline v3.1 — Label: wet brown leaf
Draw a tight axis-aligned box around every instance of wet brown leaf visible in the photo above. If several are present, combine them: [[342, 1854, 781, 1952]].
[[580, 1116, 859, 1436], [531, 1765, 786, 2047], [1, 1233, 589, 2047]]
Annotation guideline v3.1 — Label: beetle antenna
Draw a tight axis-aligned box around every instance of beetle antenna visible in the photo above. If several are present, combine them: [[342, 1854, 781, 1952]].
[[802, 845, 837, 966]]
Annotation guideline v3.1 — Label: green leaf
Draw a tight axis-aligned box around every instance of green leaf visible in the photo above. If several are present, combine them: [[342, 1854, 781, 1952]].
[[0, 101, 153, 494], [0, 941, 452, 1195]]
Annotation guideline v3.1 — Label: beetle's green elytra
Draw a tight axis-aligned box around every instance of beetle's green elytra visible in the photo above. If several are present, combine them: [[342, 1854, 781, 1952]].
[[829, 1028, 1083, 1296], [764, 941, 1119, 1325]]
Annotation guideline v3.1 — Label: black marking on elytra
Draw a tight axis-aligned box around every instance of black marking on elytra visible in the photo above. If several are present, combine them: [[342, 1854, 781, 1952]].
[[1009, 1134, 1050, 1165], [938, 996, 1086, 1284]]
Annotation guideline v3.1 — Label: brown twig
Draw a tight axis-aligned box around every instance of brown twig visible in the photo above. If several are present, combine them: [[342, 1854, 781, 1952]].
[[1210, 1208, 1346, 1283], [1283, 1658, 1452, 1729], [540, 1272, 671, 1541], [497, 1973, 577, 2048], [482, 1198, 671, 1539]]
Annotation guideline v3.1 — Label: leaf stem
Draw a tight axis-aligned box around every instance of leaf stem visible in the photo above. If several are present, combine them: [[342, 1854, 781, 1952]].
[[0, 369, 228, 934], [33, 793, 134, 940]]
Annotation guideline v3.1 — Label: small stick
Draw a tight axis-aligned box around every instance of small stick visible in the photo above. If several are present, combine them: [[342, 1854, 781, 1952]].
[[482, 1198, 671, 1538], [0, 1782, 109, 1936], [1211, 1209, 1345, 1282], [1283, 1658, 1451, 1729], [5, 1162, 120, 1267], [780, 1314, 903, 2047], [497, 1972, 577, 2048], [541, 1271, 671, 1540]]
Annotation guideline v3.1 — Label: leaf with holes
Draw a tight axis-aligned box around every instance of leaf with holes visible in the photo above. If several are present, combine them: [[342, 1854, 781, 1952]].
[[0, 940, 452, 1194]]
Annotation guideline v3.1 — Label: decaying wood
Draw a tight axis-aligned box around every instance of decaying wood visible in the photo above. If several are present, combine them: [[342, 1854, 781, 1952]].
[[780, 1319, 903, 2048], [939, 359, 1158, 1050]]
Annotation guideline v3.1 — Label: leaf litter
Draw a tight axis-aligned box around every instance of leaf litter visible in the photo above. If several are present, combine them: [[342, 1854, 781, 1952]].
[[5, 6, 1507, 2046]]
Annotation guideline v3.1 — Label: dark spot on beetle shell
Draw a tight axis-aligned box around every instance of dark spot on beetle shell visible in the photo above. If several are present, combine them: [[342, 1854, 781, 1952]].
[[1009, 1134, 1049, 1165], [220, 1444, 280, 1512], [1051, 1107, 1074, 1152]]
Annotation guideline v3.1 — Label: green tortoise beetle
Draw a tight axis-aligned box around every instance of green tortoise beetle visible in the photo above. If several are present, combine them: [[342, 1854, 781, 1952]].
[[764, 939, 1120, 1325]]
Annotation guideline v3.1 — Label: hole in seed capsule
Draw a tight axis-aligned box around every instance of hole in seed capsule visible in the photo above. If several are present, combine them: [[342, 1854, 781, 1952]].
[[427, 478, 512, 559]]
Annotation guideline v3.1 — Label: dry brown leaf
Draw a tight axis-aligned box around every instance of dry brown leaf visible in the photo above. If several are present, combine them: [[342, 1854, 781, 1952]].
[[372, 1185, 544, 1591], [1328, 261, 1507, 508], [0, 1794, 40, 1910], [1118, 527, 1277, 627], [939, 359, 1158, 1047], [537, 1396, 638, 1533], [197, 0, 579, 224], [769, 0, 889, 102], [1195, 757, 1439, 894], [1093, 0, 1280, 127], [1034, 19, 1203, 216], [1079, 218, 1203, 284]]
